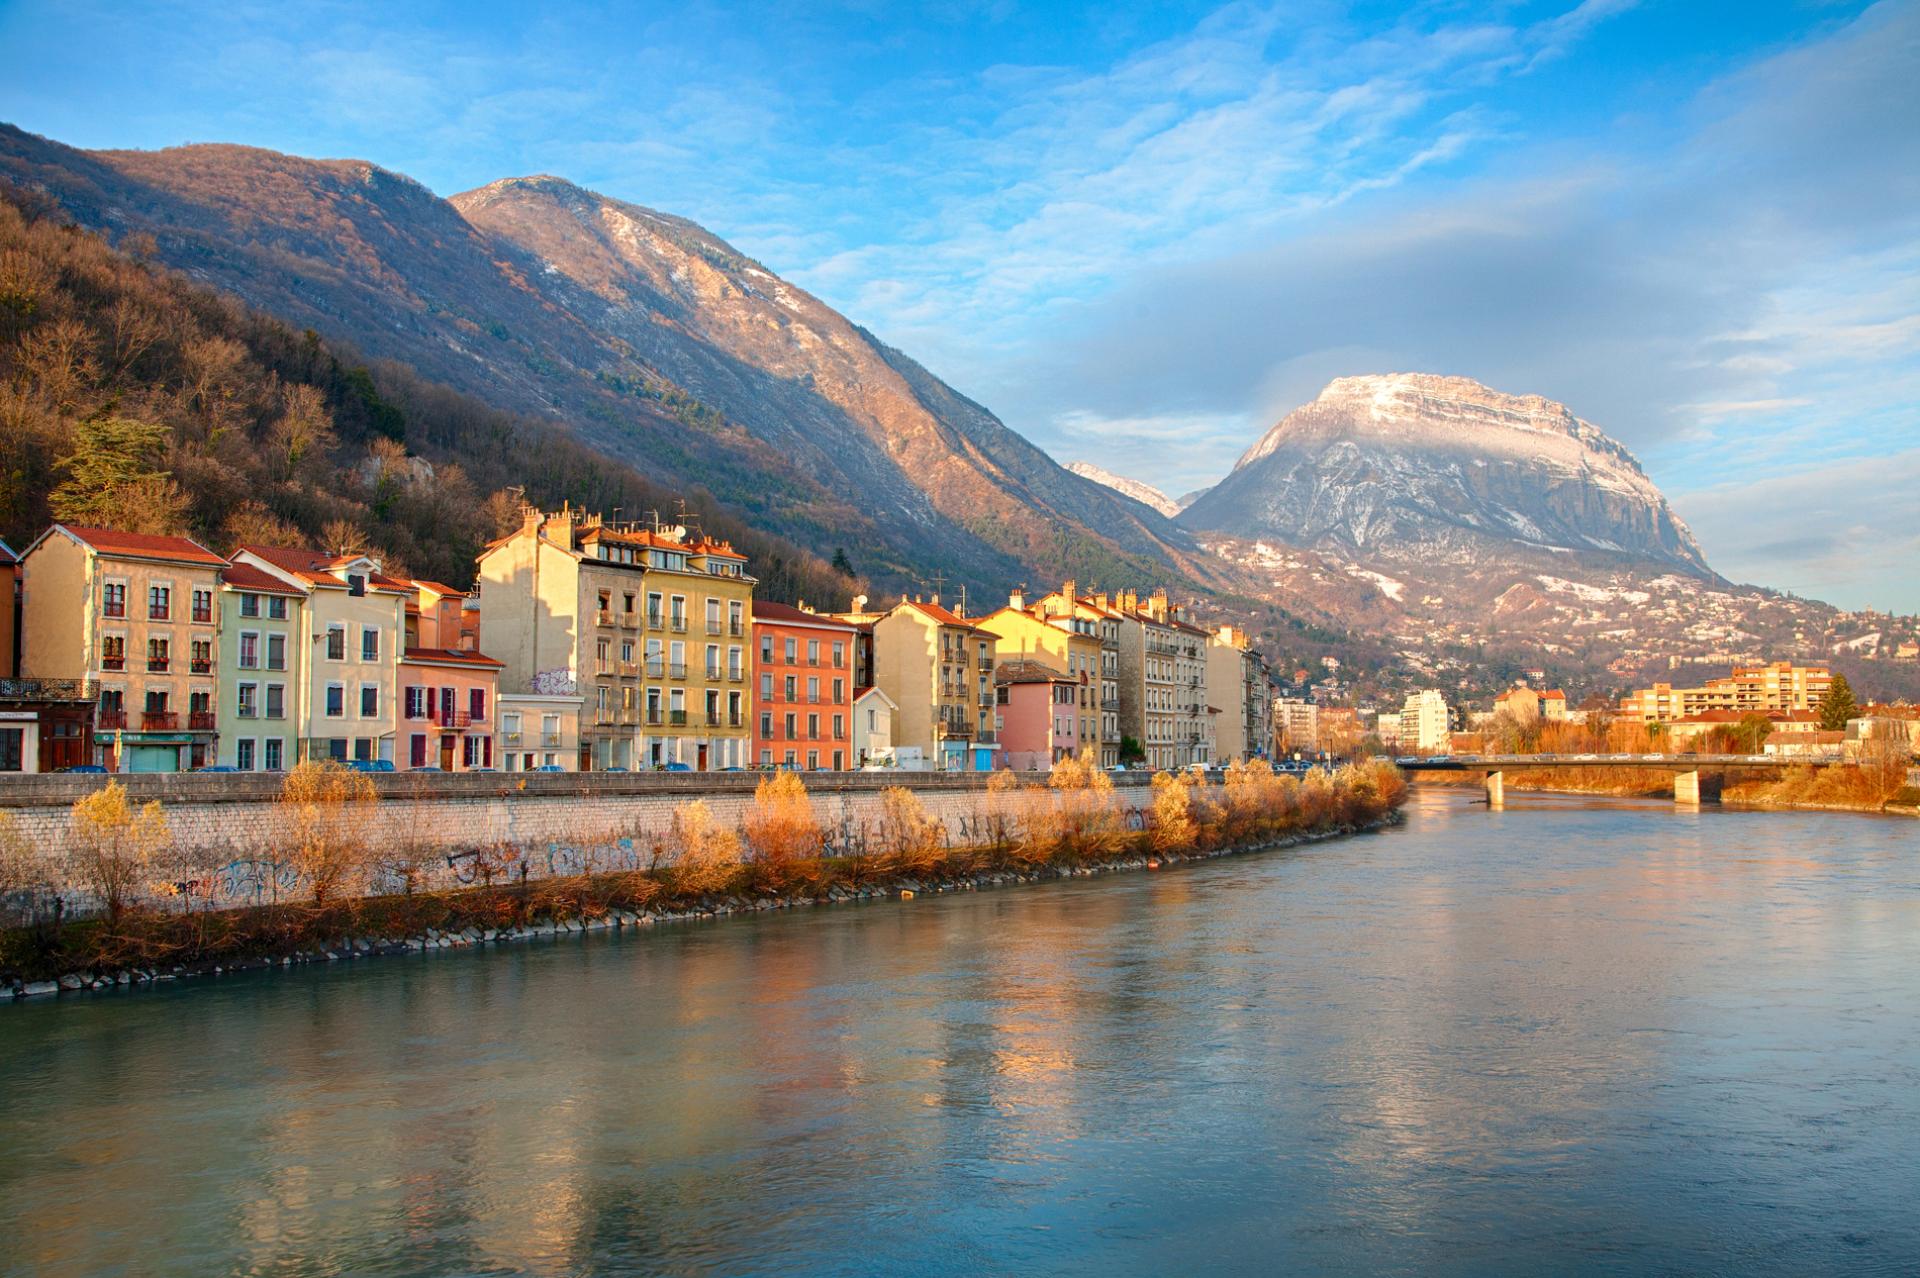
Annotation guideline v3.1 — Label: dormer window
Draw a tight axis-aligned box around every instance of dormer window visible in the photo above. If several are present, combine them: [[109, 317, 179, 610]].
[[348, 574, 367, 597]]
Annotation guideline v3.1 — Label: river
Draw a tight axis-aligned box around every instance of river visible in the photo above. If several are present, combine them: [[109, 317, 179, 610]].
[[2, 791, 1917, 1276]]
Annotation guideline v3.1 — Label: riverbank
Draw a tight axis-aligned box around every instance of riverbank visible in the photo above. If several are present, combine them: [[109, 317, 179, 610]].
[[1413, 768, 1918, 816], [3, 760, 1408, 999], [2, 813, 1403, 1001]]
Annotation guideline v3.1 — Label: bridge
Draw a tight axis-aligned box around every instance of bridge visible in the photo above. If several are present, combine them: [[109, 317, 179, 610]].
[[1397, 753, 1844, 807]]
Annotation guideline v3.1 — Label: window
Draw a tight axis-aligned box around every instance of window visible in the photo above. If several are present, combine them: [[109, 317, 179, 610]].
[[326, 626, 346, 661], [148, 584, 171, 620], [146, 637, 170, 672], [361, 627, 379, 662], [267, 595, 288, 620], [785, 637, 797, 663], [0, 727, 21, 773], [325, 684, 344, 717], [235, 738, 255, 771], [101, 634, 126, 671], [646, 592, 663, 626], [728, 647, 743, 679], [833, 678, 845, 703], [468, 688, 486, 722], [353, 737, 373, 761], [807, 676, 819, 703], [760, 711, 774, 739], [239, 632, 259, 669], [807, 639, 820, 665], [760, 633, 774, 663], [348, 574, 367, 597], [237, 683, 258, 718], [833, 714, 844, 740], [102, 581, 126, 618], [263, 738, 283, 771], [404, 686, 427, 720], [833, 641, 845, 668], [327, 738, 348, 761], [807, 750, 819, 770], [410, 734, 429, 768], [266, 633, 286, 671], [705, 645, 720, 678], [192, 589, 213, 624], [807, 713, 819, 739], [760, 673, 774, 701], [784, 675, 797, 701], [265, 684, 285, 720], [784, 713, 796, 739], [238, 593, 260, 618]]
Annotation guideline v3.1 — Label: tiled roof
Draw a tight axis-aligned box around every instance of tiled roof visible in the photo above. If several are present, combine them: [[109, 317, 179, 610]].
[[402, 646, 504, 668], [899, 598, 979, 629], [218, 561, 305, 595], [995, 658, 1070, 684], [54, 525, 226, 567], [238, 544, 413, 591], [752, 600, 856, 629], [412, 580, 468, 598]]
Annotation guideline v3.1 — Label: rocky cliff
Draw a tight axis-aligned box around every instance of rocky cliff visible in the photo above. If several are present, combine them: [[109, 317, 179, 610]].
[[1065, 463, 1184, 518], [1180, 373, 1710, 574]]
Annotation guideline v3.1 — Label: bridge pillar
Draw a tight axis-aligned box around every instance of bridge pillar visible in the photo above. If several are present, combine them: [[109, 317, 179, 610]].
[[1485, 770, 1504, 809], [1674, 769, 1700, 806]]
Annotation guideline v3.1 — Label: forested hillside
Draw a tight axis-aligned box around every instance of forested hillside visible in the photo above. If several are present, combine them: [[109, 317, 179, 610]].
[[0, 183, 857, 604]]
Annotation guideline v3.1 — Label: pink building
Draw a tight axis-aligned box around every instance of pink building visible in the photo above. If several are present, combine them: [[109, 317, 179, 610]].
[[398, 581, 504, 771], [993, 659, 1088, 770]]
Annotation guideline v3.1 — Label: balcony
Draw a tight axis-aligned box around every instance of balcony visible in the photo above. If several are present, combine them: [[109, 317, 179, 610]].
[[668, 616, 688, 633], [728, 670, 745, 683], [728, 621, 744, 637], [192, 608, 213, 625], [618, 708, 638, 726], [619, 611, 640, 629], [103, 603, 126, 619], [646, 659, 665, 678], [146, 658, 170, 673], [668, 710, 688, 727], [668, 662, 687, 679], [706, 621, 723, 636], [149, 607, 171, 622], [595, 609, 616, 627], [101, 656, 126, 672], [429, 708, 473, 729], [189, 711, 217, 731], [729, 714, 744, 728], [935, 720, 972, 741], [646, 612, 664, 629], [543, 732, 564, 747], [97, 709, 128, 729], [705, 712, 722, 727], [190, 659, 212, 675], [618, 660, 640, 677], [141, 710, 178, 730], [646, 711, 663, 726]]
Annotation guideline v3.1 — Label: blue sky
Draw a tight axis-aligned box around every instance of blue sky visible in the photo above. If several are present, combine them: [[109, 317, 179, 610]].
[[2, 0, 1916, 610]]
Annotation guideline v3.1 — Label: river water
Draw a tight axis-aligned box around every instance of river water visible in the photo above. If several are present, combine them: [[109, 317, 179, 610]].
[[2, 791, 1917, 1277]]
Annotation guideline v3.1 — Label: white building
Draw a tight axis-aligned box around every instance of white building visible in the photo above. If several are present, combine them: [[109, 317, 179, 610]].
[[853, 684, 897, 767], [1400, 689, 1452, 754]]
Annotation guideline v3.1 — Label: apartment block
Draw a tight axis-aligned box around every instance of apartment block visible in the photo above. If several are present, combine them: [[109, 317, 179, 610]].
[[751, 600, 855, 770]]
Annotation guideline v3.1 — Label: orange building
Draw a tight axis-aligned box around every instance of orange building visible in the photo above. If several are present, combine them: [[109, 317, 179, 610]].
[[751, 600, 856, 770]]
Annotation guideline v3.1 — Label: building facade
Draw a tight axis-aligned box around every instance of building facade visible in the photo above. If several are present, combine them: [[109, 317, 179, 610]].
[[20, 525, 226, 771], [215, 560, 307, 772], [478, 507, 754, 770], [870, 597, 997, 771], [1031, 583, 1123, 766], [751, 600, 856, 770], [1400, 689, 1452, 754], [994, 659, 1089, 770], [852, 685, 896, 767], [498, 693, 583, 772], [1618, 662, 1833, 723]]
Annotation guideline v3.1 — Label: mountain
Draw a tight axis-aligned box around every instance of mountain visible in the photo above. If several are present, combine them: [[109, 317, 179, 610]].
[[0, 124, 1205, 596], [1180, 373, 1708, 573], [1065, 463, 1183, 518]]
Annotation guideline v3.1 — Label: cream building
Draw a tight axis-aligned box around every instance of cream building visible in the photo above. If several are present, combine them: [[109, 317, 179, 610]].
[[19, 525, 226, 771], [498, 693, 583, 772], [215, 559, 308, 771], [870, 597, 996, 771], [853, 685, 897, 767], [1400, 689, 1452, 754], [478, 506, 753, 770]]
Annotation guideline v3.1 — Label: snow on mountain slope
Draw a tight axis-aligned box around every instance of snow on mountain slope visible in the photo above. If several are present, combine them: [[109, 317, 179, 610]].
[[1067, 462, 1183, 518]]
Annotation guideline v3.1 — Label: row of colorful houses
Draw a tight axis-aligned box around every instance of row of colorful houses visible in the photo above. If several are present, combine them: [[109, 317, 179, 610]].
[[0, 505, 1282, 775]]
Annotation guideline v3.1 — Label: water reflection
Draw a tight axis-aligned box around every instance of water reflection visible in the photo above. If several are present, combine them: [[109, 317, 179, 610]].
[[2, 791, 1917, 1276]]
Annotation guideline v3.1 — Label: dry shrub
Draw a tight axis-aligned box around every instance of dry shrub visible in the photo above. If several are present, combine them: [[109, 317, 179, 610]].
[[278, 761, 376, 907], [1148, 771, 1195, 853], [742, 771, 821, 866], [1043, 749, 1125, 863], [877, 786, 947, 876], [67, 780, 170, 920], [668, 800, 741, 895]]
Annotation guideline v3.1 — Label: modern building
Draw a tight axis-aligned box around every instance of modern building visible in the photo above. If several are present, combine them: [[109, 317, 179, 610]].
[[230, 545, 411, 765], [751, 600, 857, 770], [1618, 662, 1833, 723], [994, 658, 1089, 770], [215, 558, 307, 772], [19, 525, 226, 771], [1400, 689, 1452, 754], [477, 506, 754, 770], [1274, 697, 1319, 755], [870, 597, 997, 771]]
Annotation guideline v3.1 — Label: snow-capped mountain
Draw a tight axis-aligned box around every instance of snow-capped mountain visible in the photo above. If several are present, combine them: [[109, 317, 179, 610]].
[[1066, 463, 1185, 518], [1180, 373, 1709, 574]]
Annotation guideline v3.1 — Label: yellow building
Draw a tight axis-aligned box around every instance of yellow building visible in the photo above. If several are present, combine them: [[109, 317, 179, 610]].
[[870, 597, 996, 770], [973, 595, 1103, 749], [478, 506, 753, 770], [18, 525, 227, 771], [1030, 582, 1124, 766]]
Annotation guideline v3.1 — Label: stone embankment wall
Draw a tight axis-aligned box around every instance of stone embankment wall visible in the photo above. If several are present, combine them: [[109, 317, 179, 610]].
[[1, 772, 1165, 909]]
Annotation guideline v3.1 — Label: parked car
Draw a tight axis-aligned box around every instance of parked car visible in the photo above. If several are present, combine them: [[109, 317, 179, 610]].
[[347, 759, 396, 773], [531, 764, 566, 772], [602, 766, 629, 773], [194, 765, 237, 773], [60, 764, 108, 774], [662, 762, 693, 773]]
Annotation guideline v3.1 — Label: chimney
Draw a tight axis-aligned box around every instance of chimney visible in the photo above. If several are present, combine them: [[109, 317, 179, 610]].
[[1009, 587, 1026, 611], [1061, 578, 1077, 604]]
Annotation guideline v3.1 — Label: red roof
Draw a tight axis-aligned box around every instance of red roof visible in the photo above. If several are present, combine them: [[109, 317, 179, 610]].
[[412, 580, 468, 598], [54, 525, 226, 567], [238, 544, 412, 591], [899, 598, 978, 629], [219, 561, 305, 595], [752, 600, 856, 630], [401, 646, 504, 669]]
